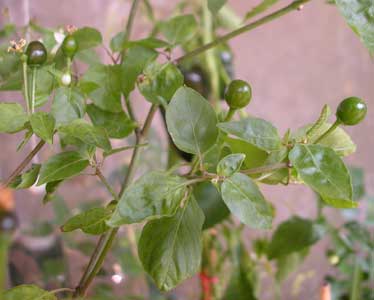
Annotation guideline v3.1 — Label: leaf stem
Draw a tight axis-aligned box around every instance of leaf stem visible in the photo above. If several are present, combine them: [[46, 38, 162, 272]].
[[120, 0, 140, 62], [313, 119, 341, 144], [73, 104, 158, 298], [22, 61, 30, 115], [224, 108, 236, 121], [1, 139, 45, 188], [31, 67, 37, 113], [174, 0, 310, 64], [95, 168, 118, 201]]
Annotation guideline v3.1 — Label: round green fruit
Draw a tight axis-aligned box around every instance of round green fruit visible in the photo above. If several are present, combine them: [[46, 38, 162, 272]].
[[26, 41, 47, 67], [62, 34, 78, 58], [224, 79, 252, 109], [336, 97, 367, 126]]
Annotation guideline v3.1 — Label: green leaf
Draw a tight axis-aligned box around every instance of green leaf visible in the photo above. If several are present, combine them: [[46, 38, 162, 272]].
[[221, 173, 273, 229], [208, 0, 227, 14], [110, 31, 126, 52], [159, 14, 198, 46], [121, 46, 158, 96], [225, 137, 268, 169], [2, 284, 57, 300], [275, 248, 309, 282], [58, 119, 111, 151], [86, 104, 136, 139], [194, 181, 230, 229], [349, 166, 365, 201], [267, 216, 324, 259], [223, 243, 257, 300], [244, 0, 278, 20], [73, 27, 102, 51], [80, 64, 122, 113], [123, 37, 170, 50], [217, 153, 246, 177], [138, 196, 204, 291], [294, 123, 356, 156], [166, 87, 218, 155], [107, 171, 187, 226], [289, 144, 355, 208], [43, 180, 63, 204], [0, 103, 27, 133], [9, 164, 41, 189], [335, 0, 374, 55], [33, 66, 55, 108], [38, 151, 89, 185], [51, 87, 85, 126], [138, 62, 184, 105], [61, 207, 112, 235], [30, 112, 55, 144], [218, 118, 281, 153]]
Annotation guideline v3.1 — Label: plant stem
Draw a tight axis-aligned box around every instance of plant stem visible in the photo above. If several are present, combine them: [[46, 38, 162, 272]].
[[1, 139, 45, 188], [313, 119, 341, 144], [22, 62, 30, 115], [224, 108, 236, 121], [120, 0, 140, 62], [73, 105, 158, 298], [95, 168, 118, 201], [31, 67, 37, 113], [241, 162, 288, 175], [174, 0, 310, 64]]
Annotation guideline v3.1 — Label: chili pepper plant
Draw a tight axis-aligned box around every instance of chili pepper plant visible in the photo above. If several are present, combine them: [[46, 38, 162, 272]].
[[0, 0, 372, 299]]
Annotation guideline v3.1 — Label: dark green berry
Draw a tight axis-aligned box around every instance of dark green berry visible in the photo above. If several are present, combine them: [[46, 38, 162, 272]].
[[336, 97, 367, 126], [25, 41, 47, 67], [62, 34, 78, 58], [181, 65, 210, 98], [224, 79, 252, 109]]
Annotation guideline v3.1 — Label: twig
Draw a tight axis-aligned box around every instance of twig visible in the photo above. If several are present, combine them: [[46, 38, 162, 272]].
[[174, 0, 310, 64], [1, 140, 45, 188]]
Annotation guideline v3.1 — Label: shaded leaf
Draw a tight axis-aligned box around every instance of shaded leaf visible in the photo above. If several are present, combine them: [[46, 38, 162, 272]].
[[80, 64, 122, 113], [138, 196, 204, 291], [194, 181, 230, 229], [86, 104, 136, 139], [73, 27, 102, 50], [289, 144, 354, 208], [159, 15, 198, 46], [221, 173, 273, 229], [218, 118, 281, 153], [30, 112, 55, 144], [138, 62, 184, 105], [9, 164, 41, 189], [267, 216, 324, 259], [2, 284, 56, 300], [121, 46, 158, 96], [58, 119, 111, 151], [62, 207, 112, 235], [336, 0, 374, 55], [217, 153, 246, 177], [208, 0, 227, 14], [38, 151, 89, 185], [244, 0, 278, 20], [166, 87, 218, 155], [276, 248, 309, 282], [0, 103, 27, 133], [107, 171, 187, 226], [51, 87, 85, 126]]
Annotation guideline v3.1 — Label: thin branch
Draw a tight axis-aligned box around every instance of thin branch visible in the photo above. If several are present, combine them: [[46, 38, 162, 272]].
[[174, 0, 310, 64], [73, 104, 158, 298], [1, 140, 45, 188], [95, 168, 118, 201]]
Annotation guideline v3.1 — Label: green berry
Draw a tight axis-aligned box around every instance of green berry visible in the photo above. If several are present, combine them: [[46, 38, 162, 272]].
[[224, 79, 252, 109], [25, 41, 47, 67], [62, 34, 78, 58], [336, 97, 367, 126]]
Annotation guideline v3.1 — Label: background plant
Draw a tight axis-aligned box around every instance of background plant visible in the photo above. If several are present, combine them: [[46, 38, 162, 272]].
[[0, 0, 372, 299]]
